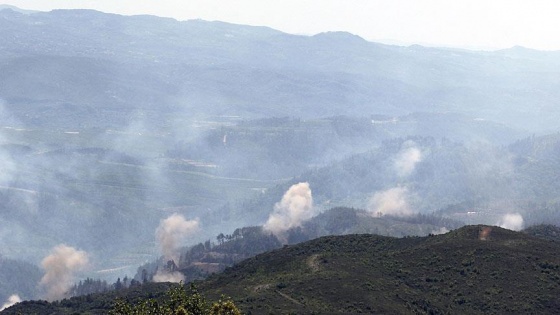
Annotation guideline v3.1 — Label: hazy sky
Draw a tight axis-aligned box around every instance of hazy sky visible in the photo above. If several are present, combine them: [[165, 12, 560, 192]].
[[2, 0, 560, 50]]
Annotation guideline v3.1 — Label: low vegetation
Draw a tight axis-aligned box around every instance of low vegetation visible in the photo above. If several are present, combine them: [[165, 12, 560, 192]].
[[6, 225, 560, 314], [198, 225, 560, 314], [3, 283, 240, 315]]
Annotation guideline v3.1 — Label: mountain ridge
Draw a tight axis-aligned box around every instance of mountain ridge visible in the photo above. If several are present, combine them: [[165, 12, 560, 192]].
[[1, 6, 560, 308], [2, 7, 560, 130], [5, 225, 560, 314], [198, 225, 560, 314]]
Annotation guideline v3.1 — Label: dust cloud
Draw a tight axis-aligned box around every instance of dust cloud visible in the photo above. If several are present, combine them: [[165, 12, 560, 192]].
[[0, 294, 21, 311], [497, 213, 524, 231], [263, 182, 315, 236], [367, 187, 414, 217], [155, 213, 200, 263], [39, 244, 89, 301], [394, 142, 422, 177]]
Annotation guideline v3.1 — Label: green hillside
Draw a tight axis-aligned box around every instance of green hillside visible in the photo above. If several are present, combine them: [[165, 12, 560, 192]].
[[3, 6, 560, 313], [6, 225, 560, 314], [199, 225, 560, 314]]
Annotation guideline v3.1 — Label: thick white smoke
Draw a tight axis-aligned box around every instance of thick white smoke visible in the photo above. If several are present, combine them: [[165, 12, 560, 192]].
[[497, 213, 524, 231], [155, 213, 200, 262], [0, 294, 21, 311], [431, 227, 450, 235], [367, 187, 414, 217], [40, 244, 89, 301], [153, 270, 184, 283], [263, 182, 315, 236], [394, 142, 423, 177], [366, 141, 421, 218]]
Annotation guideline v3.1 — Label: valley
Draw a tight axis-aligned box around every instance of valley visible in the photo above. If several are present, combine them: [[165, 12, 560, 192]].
[[1, 5, 560, 313]]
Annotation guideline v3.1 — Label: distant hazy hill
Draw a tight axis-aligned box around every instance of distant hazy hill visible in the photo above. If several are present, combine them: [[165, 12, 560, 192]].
[[129, 207, 461, 286], [0, 5, 37, 14], [1, 8, 560, 131], [0, 256, 42, 307], [2, 6, 560, 302], [523, 224, 560, 241], [7, 226, 560, 314], [238, 134, 560, 228]]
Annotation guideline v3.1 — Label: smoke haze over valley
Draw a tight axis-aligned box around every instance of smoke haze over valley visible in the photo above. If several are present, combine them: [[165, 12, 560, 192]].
[[1, 3, 560, 312]]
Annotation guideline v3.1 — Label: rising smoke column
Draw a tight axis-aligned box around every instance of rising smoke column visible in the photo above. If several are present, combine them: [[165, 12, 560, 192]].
[[394, 141, 423, 177], [152, 270, 185, 283], [154, 213, 199, 283], [263, 182, 315, 237], [367, 141, 422, 217], [40, 244, 89, 301], [155, 213, 199, 262], [431, 227, 450, 235], [0, 294, 21, 311], [497, 213, 524, 231], [367, 187, 414, 217]]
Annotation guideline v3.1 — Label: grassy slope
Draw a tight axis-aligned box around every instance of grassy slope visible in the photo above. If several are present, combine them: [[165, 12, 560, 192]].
[[5, 225, 560, 314], [200, 225, 560, 314]]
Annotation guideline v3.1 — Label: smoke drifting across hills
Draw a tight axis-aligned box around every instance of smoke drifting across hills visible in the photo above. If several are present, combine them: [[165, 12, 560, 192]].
[[39, 244, 89, 301], [0, 294, 21, 311], [394, 141, 423, 177], [368, 141, 423, 217], [155, 213, 200, 263], [153, 213, 200, 283], [497, 213, 524, 231], [263, 182, 316, 237], [2, 8, 560, 306], [152, 270, 184, 283], [367, 186, 414, 217]]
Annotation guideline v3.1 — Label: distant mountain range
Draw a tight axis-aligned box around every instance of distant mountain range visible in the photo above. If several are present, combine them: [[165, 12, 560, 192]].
[[0, 5, 37, 14], [1, 7, 560, 132], [1, 6, 560, 309]]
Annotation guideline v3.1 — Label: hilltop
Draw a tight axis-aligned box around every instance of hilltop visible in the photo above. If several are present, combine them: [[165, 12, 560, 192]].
[[199, 225, 560, 314], [2, 6, 560, 306], [1, 7, 560, 131], [5, 225, 560, 314]]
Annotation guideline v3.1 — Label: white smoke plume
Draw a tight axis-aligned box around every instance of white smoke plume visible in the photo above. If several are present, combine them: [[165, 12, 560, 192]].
[[263, 182, 315, 236], [394, 142, 423, 177], [155, 213, 200, 262], [497, 213, 524, 231], [40, 244, 89, 301], [367, 187, 414, 217], [431, 227, 450, 235], [0, 294, 21, 311], [153, 270, 185, 283]]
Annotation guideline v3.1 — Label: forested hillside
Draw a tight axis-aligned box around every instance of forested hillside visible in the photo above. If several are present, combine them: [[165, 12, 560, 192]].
[[2, 6, 560, 308], [6, 226, 560, 314], [0, 256, 42, 306], [198, 225, 560, 314]]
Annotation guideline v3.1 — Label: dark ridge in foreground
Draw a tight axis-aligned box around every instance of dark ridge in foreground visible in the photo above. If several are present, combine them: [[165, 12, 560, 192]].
[[199, 225, 560, 314], [5, 225, 560, 314]]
